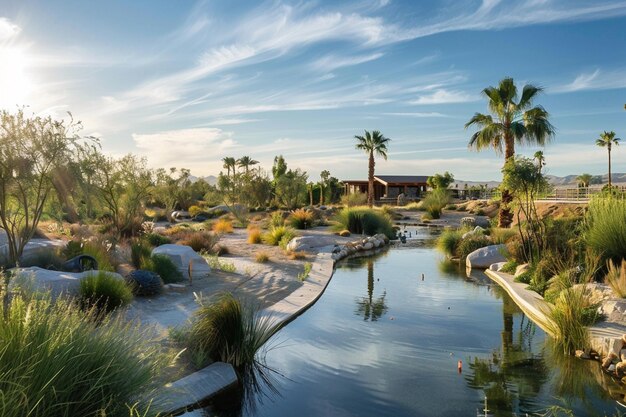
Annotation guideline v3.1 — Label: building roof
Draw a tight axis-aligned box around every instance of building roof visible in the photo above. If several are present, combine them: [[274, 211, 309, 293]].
[[374, 175, 429, 184]]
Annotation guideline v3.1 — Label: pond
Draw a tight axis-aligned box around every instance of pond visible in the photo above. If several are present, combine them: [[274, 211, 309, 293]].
[[200, 229, 624, 417]]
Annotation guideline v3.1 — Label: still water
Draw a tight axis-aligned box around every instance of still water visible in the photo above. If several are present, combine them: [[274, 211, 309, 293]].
[[203, 231, 623, 417]]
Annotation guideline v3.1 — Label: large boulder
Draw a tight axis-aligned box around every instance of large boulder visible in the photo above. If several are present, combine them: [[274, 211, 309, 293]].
[[152, 244, 211, 279], [286, 235, 339, 252], [0, 237, 65, 265], [8, 267, 124, 297], [466, 244, 507, 269]]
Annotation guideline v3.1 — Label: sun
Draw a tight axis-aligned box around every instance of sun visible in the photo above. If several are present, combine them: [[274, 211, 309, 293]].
[[0, 46, 33, 109]]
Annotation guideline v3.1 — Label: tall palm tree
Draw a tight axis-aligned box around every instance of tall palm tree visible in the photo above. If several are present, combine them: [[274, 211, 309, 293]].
[[355, 130, 390, 207], [533, 150, 546, 173], [222, 157, 236, 177], [576, 173, 593, 188], [319, 170, 330, 205], [465, 77, 555, 227], [237, 155, 259, 174], [595, 131, 621, 188]]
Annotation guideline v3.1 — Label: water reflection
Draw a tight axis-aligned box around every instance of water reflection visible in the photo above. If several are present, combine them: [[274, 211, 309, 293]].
[[355, 260, 388, 321]]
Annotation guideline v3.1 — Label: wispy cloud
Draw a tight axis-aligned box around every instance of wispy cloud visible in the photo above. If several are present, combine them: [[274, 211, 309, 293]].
[[409, 89, 476, 105], [383, 112, 451, 118], [312, 52, 384, 71], [0, 17, 20, 40], [552, 68, 626, 92]]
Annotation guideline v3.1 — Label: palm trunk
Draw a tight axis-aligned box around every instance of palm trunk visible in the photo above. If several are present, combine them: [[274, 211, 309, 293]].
[[368, 152, 375, 207], [498, 135, 515, 228], [608, 146, 612, 188]]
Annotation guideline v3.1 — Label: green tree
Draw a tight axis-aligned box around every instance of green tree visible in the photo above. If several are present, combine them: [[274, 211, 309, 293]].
[[595, 131, 620, 188], [237, 156, 259, 174], [576, 173, 593, 188], [272, 155, 287, 180], [0, 109, 80, 265], [275, 168, 308, 209], [354, 130, 391, 207], [427, 171, 455, 189], [153, 167, 191, 220], [319, 170, 330, 205], [465, 78, 555, 228], [222, 157, 236, 178], [533, 150, 546, 173]]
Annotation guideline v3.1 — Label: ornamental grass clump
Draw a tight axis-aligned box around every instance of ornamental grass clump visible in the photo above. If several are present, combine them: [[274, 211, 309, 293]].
[[78, 271, 133, 314], [605, 259, 626, 298], [585, 197, 626, 263], [247, 226, 262, 244], [548, 287, 596, 355], [188, 292, 279, 369], [213, 218, 234, 234], [262, 226, 297, 247], [181, 231, 220, 253], [288, 208, 315, 230], [333, 207, 395, 239], [0, 294, 168, 417], [436, 229, 463, 258], [420, 189, 450, 219]]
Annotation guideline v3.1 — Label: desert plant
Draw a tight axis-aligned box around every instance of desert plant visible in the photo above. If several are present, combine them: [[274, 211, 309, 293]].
[[64, 240, 115, 271], [420, 189, 450, 219], [145, 254, 184, 283], [585, 197, 626, 263], [143, 232, 171, 247], [269, 211, 285, 227], [79, 271, 133, 314], [605, 259, 626, 298], [288, 208, 315, 230], [490, 227, 518, 244], [247, 227, 262, 244], [287, 251, 307, 260], [262, 226, 297, 246], [255, 252, 270, 263], [298, 262, 312, 281], [203, 254, 237, 273], [188, 292, 279, 369], [436, 229, 463, 258], [340, 191, 368, 207], [548, 287, 595, 354], [456, 235, 491, 259], [500, 260, 518, 274], [0, 294, 168, 417], [333, 207, 395, 239], [181, 231, 219, 253], [404, 201, 424, 211], [354, 130, 391, 207], [212, 218, 234, 234], [131, 240, 152, 269]]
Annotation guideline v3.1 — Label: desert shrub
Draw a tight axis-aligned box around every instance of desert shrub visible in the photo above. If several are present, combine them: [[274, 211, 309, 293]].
[[456, 235, 491, 259], [514, 269, 533, 284], [214, 244, 230, 255], [605, 259, 626, 298], [421, 212, 433, 221], [446, 204, 457, 210], [269, 211, 285, 228], [78, 271, 133, 314], [288, 208, 315, 229], [213, 219, 234, 234], [505, 234, 528, 264], [188, 292, 279, 369], [255, 252, 270, 263], [298, 262, 312, 281], [548, 287, 593, 354], [0, 294, 167, 417], [181, 231, 220, 253], [404, 202, 424, 211], [288, 251, 307, 260], [421, 189, 450, 219], [203, 254, 237, 273], [247, 227, 262, 244], [490, 227, 518, 244], [500, 261, 518, 274], [144, 254, 184, 283], [584, 197, 626, 263], [188, 205, 205, 218], [341, 191, 368, 207], [63, 240, 115, 272], [333, 207, 395, 239], [262, 226, 297, 246], [436, 229, 463, 258], [131, 240, 152, 269], [143, 232, 171, 247]]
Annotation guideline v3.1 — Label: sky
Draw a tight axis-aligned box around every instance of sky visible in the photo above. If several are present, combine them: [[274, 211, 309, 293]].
[[0, 0, 625, 181]]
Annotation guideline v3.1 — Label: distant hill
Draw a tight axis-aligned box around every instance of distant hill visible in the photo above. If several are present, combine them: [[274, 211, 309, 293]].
[[546, 173, 626, 187], [188, 175, 217, 185]]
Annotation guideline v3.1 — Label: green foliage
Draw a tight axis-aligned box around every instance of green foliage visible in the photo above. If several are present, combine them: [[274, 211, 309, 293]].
[[298, 262, 312, 281], [288, 208, 315, 229], [341, 191, 368, 207], [490, 227, 518, 244], [188, 292, 279, 369], [0, 294, 167, 417], [605, 260, 626, 298], [270, 211, 285, 227], [64, 240, 115, 271], [548, 287, 593, 355], [427, 171, 454, 189], [585, 197, 626, 263], [274, 168, 308, 209], [203, 255, 237, 273], [514, 269, 533, 284], [456, 235, 491, 259], [436, 229, 463, 257], [144, 254, 184, 283], [334, 207, 395, 239], [420, 189, 450, 219], [131, 240, 152, 269], [143, 233, 171, 247], [500, 260, 518, 274], [262, 225, 297, 246], [79, 271, 133, 314]]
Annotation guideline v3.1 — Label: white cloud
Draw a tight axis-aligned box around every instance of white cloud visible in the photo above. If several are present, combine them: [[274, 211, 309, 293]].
[[0, 17, 20, 40], [312, 52, 384, 71], [383, 112, 451, 118], [409, 89, 476, 105], [552, 68, 626, 93]]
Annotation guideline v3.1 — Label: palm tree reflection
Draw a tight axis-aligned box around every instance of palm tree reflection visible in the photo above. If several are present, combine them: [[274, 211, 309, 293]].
[[355, 260, 388, 321]]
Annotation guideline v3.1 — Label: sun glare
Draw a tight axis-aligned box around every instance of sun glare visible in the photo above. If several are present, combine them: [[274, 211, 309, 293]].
[[0, 46, 33, 109]]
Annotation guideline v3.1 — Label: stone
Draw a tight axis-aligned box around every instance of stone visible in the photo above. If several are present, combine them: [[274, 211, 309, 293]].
[[363, 242, 374, 250], [171, 210, 191, 219], [8, 267, 124, 297], [152, 244, 211, 279], [0, 238, 66, 265], [489, 262, 506, 271], [165, 283, 187, 293], [460, 217, 476, 228], [286, 235, 338, 252], [465, 244, 507, 269]]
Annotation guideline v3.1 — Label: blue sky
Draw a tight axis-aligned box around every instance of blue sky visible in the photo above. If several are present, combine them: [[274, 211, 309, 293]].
[[0, 0, 625, 181]]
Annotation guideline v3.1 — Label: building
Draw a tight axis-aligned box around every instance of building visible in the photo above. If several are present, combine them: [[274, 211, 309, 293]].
[[343, 175, 430, 202]]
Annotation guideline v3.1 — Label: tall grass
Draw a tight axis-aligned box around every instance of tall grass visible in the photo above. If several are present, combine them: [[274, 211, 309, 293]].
[[341, 191, 367, 207], [188, 292, 279, 369], [333, 207, 395, 239], [420, 189, 450, 219], [64, 240, 115, 271], [456, 235, 491, 259], [585, 197, 626, 262], [213, 218, 234, 234], [436, 229, 463, 257], [247, 226, 262, 244], [605, 259, 626, 298], [547, 287, 593, 355], [180, 231, 220, 252], [79, 271, 133, 314], [0, 294, 168, 417], [262, 226, 297, 247], [288, 208, 315, 230]]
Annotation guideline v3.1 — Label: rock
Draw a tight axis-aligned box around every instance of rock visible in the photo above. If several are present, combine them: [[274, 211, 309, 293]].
[[514, 264, 530, 277], [126, 270, 163, 296], [286, 235, 338, 252], [363, 242, 374, 250], [171, 210, 191, 219], [152, 244, 211, 279], [339, 230, 351, 237], [0, 238, 66, 265], [489, 262, 506, 271], [575, 350, 590, 359], [8, 267, 124, 297], [165, 283, 187, 293], [206, 204, 246, 215], [598, 298, 626, 325], [465, 244, 507, 269], [460, 217, 476, 228]]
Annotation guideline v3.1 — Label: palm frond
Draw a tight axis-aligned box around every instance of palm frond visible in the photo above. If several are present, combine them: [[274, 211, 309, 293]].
[[518, 84, 543, 109]]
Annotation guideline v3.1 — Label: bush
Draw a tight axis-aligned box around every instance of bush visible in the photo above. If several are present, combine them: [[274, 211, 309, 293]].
[[605, 259, 626, 298], [143, 232, 171, 247], [500, 260, 518, 274], [270, 211, 285, 228], [514, 269, 533, 284], [341, 191, 368, 207], [255, 252, 270, 263], [288, 208, 315, 229], [181, 231, 220, 253], [131, 240, 152, 269], [288, 251, 307, 260], [188, 292, 278, 369], [247, 227, 262, 244], [404, 202, 424, 211], [421, 189, 450, 219], [145, 254, 184, 283], [79, 271, 133, 314], [436, 229, 463, 257], [456, 235, 491, 259], [0, 294, 167, 417], [548, 287, 593, 354], [213, 218, 234, 234], [64, 240, 115, 272], [334, 207, 395, 239], [490, 227, 518, 244], [188, 205, 204, 218], [298, 262, 312, 281], [262, 226, 297, 246], [585, 197, 626, 263]]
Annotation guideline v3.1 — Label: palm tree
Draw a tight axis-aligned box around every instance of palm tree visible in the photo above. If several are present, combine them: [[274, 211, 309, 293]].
[[222, 157, 236, 177], [595, 131, 621, 188], [355, 130, 390, 207], [576, 173, 593, 188], [237, 156, 259, 174], [533, 151, 546, 173], [319, 170, 330, 205], [465, 77, 555, 227]]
